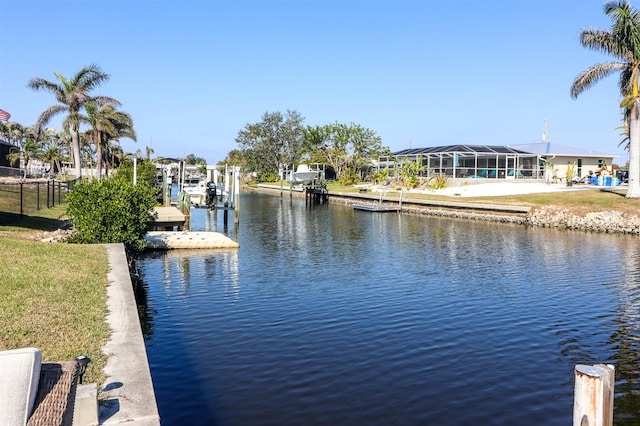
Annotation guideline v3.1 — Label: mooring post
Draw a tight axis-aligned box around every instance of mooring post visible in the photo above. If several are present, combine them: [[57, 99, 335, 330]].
[[234, 166, 240, 226], [573, 364, 615, 426], [205, 209, 212, 232]]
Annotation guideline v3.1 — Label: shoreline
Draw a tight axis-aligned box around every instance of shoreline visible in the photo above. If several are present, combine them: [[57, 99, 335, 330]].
[[251, 184, 640, 235]]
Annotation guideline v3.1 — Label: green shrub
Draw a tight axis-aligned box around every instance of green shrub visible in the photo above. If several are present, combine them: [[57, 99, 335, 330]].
[[338, 169, 359, 186], [113, 159, 158, 187], [259, 170, 279, 182], [65, 177, 157, 252], [369, 167, 390, 184], [429, 175, 448, 190], [405, 175, 419, 188]]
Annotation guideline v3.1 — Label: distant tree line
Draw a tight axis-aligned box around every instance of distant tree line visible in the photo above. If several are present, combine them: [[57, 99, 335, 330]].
[[232, 110, 390, 184]]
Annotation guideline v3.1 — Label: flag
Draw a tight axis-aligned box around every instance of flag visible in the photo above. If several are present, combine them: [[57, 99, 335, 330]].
[[0, 109, 10, 122]]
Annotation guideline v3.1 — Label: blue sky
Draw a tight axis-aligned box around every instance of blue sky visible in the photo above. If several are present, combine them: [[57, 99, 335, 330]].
[[0, 0, 632, 164]]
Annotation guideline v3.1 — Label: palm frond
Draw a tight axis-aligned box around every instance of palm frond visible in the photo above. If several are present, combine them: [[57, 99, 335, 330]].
[[581, 29, 633, 60], [570, 62, 625, 98]]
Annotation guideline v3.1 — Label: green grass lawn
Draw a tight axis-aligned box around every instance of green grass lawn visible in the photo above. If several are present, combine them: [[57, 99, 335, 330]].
[[0, 205, 109, 385]]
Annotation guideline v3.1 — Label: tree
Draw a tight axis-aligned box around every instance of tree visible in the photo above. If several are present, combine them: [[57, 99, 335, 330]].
[[82, 101, 136, 179], [65, 161, 157, 253], [2, 122, 27, 147], [7, 137, 40, 176], [302, 122, 388, 184], [616, 122, 630, 151], [40, 129, 66, 174], [115, 158, 158, 187], [105, 140, 126, 172], [235, 110, 305, 178], [571, 0, 640, 198], [28, 64, 117, 179], [219, 149, 246, 167], [184, 153, 206, 165]]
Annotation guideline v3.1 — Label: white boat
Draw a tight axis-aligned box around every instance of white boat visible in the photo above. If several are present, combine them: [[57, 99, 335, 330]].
[[287, 164, 322, 185], [183, 180, 226, 207], [183, 180, 207, 206]]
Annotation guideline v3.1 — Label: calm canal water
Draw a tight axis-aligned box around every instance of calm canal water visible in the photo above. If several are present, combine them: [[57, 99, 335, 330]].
[[136, 192, 640, 425]]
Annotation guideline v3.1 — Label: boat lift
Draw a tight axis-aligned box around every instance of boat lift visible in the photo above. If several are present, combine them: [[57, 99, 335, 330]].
[[281, 163, 329, 203], [174, 164, 241, 231]]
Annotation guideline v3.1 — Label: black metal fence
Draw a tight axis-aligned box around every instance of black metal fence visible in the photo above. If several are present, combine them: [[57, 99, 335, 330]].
[[0, 179, 77, 218]]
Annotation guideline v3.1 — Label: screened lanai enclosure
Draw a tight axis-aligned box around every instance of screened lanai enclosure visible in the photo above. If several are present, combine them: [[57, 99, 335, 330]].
[[380, 145, 543, 180]]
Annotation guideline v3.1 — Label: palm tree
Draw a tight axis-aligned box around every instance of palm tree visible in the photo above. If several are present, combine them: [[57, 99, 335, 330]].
[[28, 64, 117, 179], [7, 127, 41, 177], [40, 128, 66, 174], [571, 0, 640, 198], [104, 140, 124, 175], [79, 132, 95, 173], [616, 122, 630, 151], [4, 122, 27, 147], [82, 101, 135, 179]]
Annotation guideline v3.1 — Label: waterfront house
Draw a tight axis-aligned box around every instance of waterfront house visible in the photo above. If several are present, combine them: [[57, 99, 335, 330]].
[[381, 143, 618, 182], [510, 142, 618, 182]]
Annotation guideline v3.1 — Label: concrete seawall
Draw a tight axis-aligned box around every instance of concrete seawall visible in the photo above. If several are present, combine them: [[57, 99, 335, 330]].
[[253, 184, 530, 220], [100, 244, 160, 425], [251, 184, 640, 235]]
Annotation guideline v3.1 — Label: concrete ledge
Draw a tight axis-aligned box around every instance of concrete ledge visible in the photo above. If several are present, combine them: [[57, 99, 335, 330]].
[[100, 244, 160, 425], [73, 384, 98, 426]]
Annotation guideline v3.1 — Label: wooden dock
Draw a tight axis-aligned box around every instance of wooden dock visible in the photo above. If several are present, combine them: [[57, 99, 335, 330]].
[[152, 206, 187, 230]]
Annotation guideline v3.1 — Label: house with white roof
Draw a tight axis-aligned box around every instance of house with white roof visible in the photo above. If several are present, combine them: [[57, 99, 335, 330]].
[[510, 142, 618, 182]]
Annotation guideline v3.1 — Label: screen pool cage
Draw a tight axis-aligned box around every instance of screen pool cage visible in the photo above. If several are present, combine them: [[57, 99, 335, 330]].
[[379, 144, 542, 180]]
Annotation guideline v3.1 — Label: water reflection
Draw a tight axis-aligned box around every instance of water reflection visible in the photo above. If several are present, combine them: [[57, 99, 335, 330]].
[[137, 193, 640, 425], [610, 241, 640, 424]]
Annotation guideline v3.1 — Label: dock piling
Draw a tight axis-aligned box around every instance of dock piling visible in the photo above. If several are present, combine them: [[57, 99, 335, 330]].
[[573, 364, 614, 426]]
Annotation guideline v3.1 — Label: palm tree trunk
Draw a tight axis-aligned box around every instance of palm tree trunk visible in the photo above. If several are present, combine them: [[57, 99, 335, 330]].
[[627, 105, 640, 198], [96, 144, 103, 180], [71, 130, 82, 179]]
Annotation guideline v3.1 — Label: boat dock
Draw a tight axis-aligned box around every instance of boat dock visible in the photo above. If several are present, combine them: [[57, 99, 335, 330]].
[[145, 231, 239, 249], [152, 206, 188, 230], [353, 203, 399, 212]]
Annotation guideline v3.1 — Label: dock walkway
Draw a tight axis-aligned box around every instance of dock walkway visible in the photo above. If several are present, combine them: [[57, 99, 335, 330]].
[[152, 206, 186, 230]]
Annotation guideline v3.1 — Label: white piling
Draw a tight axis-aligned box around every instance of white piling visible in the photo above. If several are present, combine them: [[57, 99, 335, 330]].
[[234, 166, 240, 226], [573, 364, 615, 426]]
